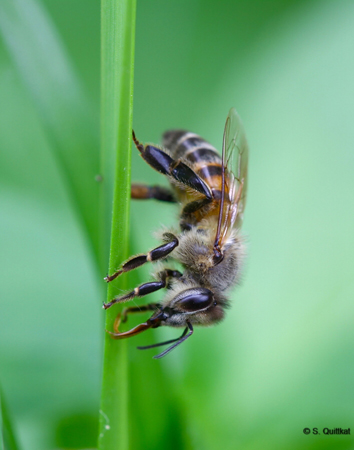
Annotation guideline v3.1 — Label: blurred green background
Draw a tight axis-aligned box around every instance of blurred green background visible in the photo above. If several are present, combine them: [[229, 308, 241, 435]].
[[1, 0, 354, 449]]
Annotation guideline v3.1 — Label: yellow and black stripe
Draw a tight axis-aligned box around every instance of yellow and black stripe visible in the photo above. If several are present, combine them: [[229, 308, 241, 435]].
[[163, 130, 224, 200]]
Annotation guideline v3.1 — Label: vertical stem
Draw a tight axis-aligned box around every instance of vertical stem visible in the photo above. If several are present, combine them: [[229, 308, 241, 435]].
[[98, 0, 136, 449], [0, 390, 19, 450], [0, 395, 4, 450]]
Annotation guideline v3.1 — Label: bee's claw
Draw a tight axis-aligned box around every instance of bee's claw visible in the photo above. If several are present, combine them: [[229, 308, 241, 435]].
[[104, 270, 123, 283], [102, 302, 112, 310]]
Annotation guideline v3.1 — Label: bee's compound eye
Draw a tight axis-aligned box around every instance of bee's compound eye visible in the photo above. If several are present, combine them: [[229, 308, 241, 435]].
[[177, 288, 214, 312]]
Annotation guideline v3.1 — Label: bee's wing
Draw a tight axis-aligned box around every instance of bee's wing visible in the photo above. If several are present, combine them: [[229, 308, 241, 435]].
[[214, 108, 249, 252]]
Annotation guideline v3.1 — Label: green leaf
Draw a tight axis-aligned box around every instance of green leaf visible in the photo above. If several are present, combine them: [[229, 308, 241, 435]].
[[0, 0, 100, 264], [0, 390, 20, 450], [98, 0, 136, 449]]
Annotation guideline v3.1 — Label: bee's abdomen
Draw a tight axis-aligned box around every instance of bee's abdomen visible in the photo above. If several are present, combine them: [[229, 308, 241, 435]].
[[163, 130, 222, 191], [163, 131, 221, 162]]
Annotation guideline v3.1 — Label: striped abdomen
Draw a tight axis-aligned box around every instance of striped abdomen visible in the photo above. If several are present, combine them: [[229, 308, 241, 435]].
[[163, 130, 223, 199]]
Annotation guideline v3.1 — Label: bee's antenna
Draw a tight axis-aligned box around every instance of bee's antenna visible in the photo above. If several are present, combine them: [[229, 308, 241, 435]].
[[153, 321, 193, 359], [137, 326, 189, 351]]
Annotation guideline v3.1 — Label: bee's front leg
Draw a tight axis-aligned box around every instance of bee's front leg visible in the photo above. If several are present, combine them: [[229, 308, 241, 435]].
[[120, 303, 160, 323], [112, 303, 160, 334]]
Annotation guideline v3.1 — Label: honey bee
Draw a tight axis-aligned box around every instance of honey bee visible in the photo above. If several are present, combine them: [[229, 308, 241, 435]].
[[103, 108, 249, 358]]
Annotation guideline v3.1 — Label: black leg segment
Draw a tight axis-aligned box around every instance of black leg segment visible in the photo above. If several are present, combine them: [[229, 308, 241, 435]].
[[132, 131, 212, 200], [149, 238, 177, 262], [103, 280, 166, 309], [103, 268, 182, 309], [104, 234, 179, 282]]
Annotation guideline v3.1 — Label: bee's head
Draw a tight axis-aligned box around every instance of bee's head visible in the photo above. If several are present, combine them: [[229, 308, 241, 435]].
[[106, 287, 225, 358], [159, 287, 225, 327]]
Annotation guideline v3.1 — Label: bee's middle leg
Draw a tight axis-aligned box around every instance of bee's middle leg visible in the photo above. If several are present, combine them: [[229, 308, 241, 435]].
[[103, 268, 182, 309]]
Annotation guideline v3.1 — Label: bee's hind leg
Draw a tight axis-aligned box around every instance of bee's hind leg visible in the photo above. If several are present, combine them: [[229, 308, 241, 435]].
[[132, 130, 212, 200], [104, 233, 179, 282], [131, 184, 176, 203]]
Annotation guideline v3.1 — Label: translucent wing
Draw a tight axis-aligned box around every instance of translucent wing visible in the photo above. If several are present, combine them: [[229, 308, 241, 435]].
[[214, 108, 249, 257]]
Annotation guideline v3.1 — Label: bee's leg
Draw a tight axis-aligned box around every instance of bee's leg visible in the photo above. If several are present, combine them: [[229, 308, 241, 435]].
[[113, 303, 160, 334], [104, 233, 179, 282], [179, 197, 214, 231], [120, 303, 160, 323], [103, 281, 166, 309], [132, 131, 212, 200], [103, 269, 182, 309], [131, 184, 176, 203]]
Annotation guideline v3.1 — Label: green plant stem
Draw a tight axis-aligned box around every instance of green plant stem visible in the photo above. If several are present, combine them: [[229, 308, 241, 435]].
[[98, 0, 136, 449], [0, 390, 19, 450]]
